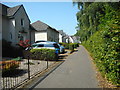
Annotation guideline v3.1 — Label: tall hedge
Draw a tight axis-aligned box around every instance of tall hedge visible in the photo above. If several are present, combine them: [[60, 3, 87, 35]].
[[74, 2, 120, 85], [82, 8, 120, 85]]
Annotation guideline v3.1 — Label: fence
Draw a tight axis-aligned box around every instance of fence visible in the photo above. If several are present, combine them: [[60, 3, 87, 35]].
[[1, 57, 55, 89]]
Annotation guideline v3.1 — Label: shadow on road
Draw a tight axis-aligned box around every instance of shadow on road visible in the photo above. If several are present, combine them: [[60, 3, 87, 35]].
[[74, 50, 78, 52]]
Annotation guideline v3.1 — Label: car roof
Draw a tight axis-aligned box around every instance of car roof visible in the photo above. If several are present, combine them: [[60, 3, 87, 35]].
[[33, 41, 57, 45]]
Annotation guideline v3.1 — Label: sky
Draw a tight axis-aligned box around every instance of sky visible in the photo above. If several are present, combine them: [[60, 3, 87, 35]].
[[2, 2, 79, 35]]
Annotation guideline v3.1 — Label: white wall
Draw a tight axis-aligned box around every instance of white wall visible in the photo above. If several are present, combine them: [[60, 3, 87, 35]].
[[59, 34, 62, 43], [35, 32, 47, 42], [69, 36, 74, 43]]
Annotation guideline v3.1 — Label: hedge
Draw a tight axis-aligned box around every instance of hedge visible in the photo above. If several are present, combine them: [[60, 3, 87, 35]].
[[23, 49, 58, 61], [82, 29, 120, 85], [73, 43, 79, 48], [59, 42, 79, 49], [59, 43, 69, 49], [69, 43, 74, 53]]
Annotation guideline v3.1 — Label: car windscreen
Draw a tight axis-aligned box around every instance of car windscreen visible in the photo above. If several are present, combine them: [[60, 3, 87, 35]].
[[32, 44, 37, 47], [37, 44, 44, 47], [53, 44, 60, 48]]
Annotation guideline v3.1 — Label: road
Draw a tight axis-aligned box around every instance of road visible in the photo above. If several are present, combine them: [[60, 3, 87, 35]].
[[29, 45, 99, 88]]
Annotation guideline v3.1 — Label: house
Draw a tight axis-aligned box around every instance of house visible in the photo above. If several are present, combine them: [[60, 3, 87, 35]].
[[1, 3, 35, 46], [68, 35, 81, 43], [58, 30, 68, 43], [31, 20, 59, 43]]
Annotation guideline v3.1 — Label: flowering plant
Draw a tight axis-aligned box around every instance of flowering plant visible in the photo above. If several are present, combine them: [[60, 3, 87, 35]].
[[18, 40, 30, 49], [0, 60, 20, 71]]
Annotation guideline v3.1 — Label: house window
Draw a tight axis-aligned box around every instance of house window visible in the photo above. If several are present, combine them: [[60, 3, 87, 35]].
[[12, 19, 15, 27], [10, 32, 12, 40], [21, 19, 24, 27], [18, 32, 23, 41]]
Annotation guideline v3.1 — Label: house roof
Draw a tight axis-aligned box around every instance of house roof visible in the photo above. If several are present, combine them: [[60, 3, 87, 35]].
[[7, 5, 22, 16], [1, 3, 30, 22], [1, 3, 22, 16], [58, 30, 63, 34], [31, 20, 49, 31], [58, 30, 66, 36], [31, 20, 59, 33], [29, 25, 37, 31]]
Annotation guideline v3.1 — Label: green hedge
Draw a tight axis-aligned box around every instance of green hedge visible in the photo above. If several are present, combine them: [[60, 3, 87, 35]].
[[73, 43, 79, 48], [69, 43, 74, 53], [30, 49, 58, 60], [59, 42, 79, 49], [59, 43, 69, 49], [82, 29, 120, 85]]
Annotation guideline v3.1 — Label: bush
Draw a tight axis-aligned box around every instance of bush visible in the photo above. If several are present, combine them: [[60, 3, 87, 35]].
[[69, 43, 74, 53], [22, 50, 32, 59], [73, 43, 79, 48], [28, 49, 58, 61], [0, 60, 20, 72], [2, 39, 23, 57], [60, 43, 69, 49]]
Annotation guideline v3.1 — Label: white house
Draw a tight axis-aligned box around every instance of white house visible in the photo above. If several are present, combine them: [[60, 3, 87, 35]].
[[1, 3, 35, 46], [58, 30, 68, 43], [31, 20, 59, 43], [68, 35, 81, 43]]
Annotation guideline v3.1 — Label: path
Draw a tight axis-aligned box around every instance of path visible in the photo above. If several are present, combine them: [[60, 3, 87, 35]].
[[27, 45, 99, 88]]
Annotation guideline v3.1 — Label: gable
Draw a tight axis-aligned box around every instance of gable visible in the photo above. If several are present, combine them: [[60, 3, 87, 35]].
[[7, 5, 21, 17], [31, 20, 49, 31], [6, 4, 30, 22]]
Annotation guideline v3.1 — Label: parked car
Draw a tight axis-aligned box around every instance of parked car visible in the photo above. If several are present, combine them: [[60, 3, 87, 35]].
[[58, 44, 65, 54], [35, 41, 65, 54], [31, 42, 60, 54]]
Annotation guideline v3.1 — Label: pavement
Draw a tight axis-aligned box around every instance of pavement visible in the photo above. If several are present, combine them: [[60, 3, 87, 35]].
[[24, 45, 99, 88]]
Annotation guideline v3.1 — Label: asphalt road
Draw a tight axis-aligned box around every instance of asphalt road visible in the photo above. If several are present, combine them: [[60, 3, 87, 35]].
[[31, 45, 99, 88]]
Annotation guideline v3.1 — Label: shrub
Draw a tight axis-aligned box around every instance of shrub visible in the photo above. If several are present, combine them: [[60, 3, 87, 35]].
[[2, 39, 23, 57], [18, 40, 30, 49], [60, 43, 69, 49], [72, 43, 79, 48], [30, 49, 58, 60], [60, 42, 79, 49], [69, 43, 74, 53], [0, 60, 20, 72], [22, 50, 32, 59]]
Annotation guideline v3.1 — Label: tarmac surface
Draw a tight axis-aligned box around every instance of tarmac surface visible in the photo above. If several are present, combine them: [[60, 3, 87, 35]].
[[25, 45, 99, 88]]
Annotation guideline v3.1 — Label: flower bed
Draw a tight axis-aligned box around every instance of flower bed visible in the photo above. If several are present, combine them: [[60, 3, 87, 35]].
[[0, 60, 20, 72]]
